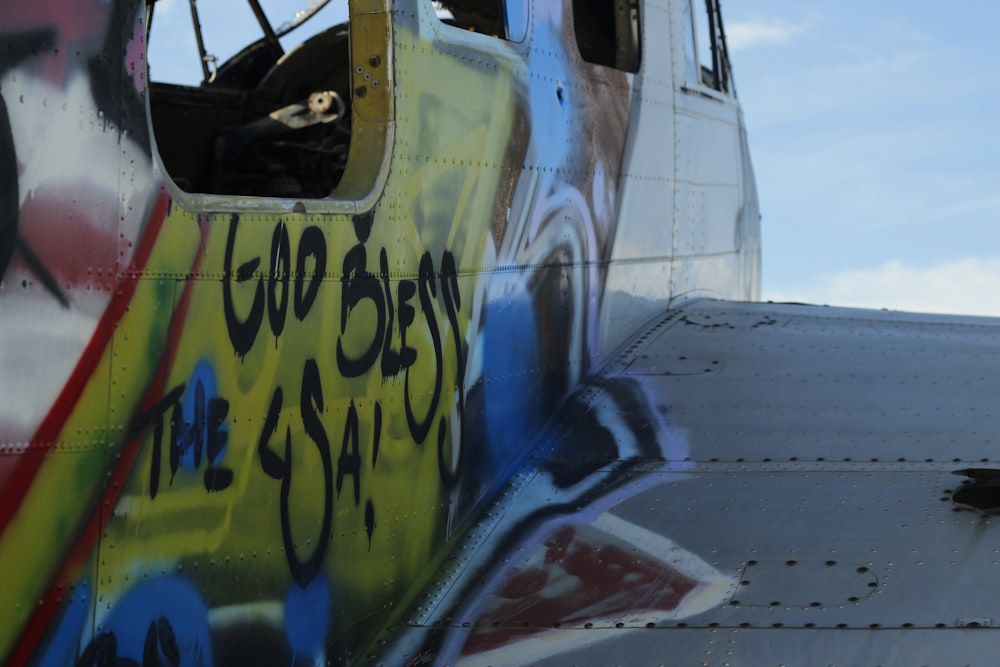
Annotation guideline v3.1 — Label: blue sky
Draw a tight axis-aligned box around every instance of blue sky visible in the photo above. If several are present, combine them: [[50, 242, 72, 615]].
[[147, 1, 1000, 316], [724, 1, 1000, 315]]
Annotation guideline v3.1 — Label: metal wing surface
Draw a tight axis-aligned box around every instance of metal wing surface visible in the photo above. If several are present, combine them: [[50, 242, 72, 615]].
[[372, 299, 1000, 666]]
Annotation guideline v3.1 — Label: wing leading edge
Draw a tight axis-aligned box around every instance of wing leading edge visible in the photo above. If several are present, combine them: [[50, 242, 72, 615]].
[[368, 299, 1000, 665]]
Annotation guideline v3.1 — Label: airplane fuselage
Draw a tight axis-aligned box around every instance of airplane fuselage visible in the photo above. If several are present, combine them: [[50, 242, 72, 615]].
[[0, 0, 758, 663]]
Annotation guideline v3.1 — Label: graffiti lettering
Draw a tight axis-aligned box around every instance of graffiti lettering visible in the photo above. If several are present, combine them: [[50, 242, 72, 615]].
[[294, 225, 326, 320], [257, 359, 383, 585], [335, 241, 463, 393], [337, 401, 362, 505], [222, 214, 264, 357], [76, 631, 137, 667], [438, 250, 466, 487], [75, 617, 179, 667], [219, 217, 471, 581], [224, 215, 327, 355], [290, 358, 334, 588], [267, 221, 290, 338], [336, 243, 385, 377], [334, 243, 465, 453], [142, 617, 180, 667], [380, 249, 418, 377], [134, 382, 232, 499], [226, 217, 466, 458], [256, 384, 327, 587], [405, 251, 443, 444]]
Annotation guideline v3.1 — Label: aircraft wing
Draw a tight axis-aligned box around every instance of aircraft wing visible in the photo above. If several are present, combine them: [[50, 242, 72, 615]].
[[370, 299, 1000, 665]]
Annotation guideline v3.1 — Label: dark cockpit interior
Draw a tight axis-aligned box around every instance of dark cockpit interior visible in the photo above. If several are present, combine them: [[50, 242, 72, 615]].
[[145, 0, 638, 199], [146, 0, 351, 198]]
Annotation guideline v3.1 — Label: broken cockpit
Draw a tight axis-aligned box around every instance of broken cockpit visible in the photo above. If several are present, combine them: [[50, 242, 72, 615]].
[[146, 0, 355, 199]]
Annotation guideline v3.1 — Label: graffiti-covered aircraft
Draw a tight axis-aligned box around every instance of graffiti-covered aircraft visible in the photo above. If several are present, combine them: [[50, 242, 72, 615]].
[[2, 0, 997, 665]]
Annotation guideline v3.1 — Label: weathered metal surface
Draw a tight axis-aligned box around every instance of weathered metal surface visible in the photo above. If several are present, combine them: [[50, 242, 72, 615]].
[[370, 300, 1000, 665]]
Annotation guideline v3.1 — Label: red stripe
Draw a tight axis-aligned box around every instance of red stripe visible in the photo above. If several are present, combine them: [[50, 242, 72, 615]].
[[7, 197, 210, 665], [0, 191, 169, 535]]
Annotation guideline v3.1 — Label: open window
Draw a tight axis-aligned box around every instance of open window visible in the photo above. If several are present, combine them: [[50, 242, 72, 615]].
[[572, 0, 641, 73], [683, 0, 731, 93], [146, 0, 359, 199], [432, 0, 529, 43]]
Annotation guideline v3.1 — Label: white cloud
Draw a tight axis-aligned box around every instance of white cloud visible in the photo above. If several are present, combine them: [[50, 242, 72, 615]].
[[765, 257, 1000, 317], [727, 19, 812, 51], [155, 0, 180, 15]]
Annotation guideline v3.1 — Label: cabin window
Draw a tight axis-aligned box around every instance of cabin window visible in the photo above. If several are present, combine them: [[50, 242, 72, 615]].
[[432, 1, 530, 43], [572, 0, 641, 73], [685, 0, 731, 93], [146, 0, 358, 199], [678, 0, 700, 83], [505, 0, 530, 42]]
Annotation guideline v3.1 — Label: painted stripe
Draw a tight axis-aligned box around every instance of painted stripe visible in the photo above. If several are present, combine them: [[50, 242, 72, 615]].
[[3, 191, 209, 665], [0, 190, 169, 536]]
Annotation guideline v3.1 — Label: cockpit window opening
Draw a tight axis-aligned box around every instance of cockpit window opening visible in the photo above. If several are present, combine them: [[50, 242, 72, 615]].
[[504, 0, 530, 43], [147, 1, 347, 88], [571, 0, 641, 73], [689, 0, 731, 93], [432, 0, 530, 43], [146, 0, 364, 200], [678, 0, 700, 83]]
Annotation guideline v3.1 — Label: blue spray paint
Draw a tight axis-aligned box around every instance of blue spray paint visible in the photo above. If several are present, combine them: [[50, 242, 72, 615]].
[[284, 573, 331, 663]]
